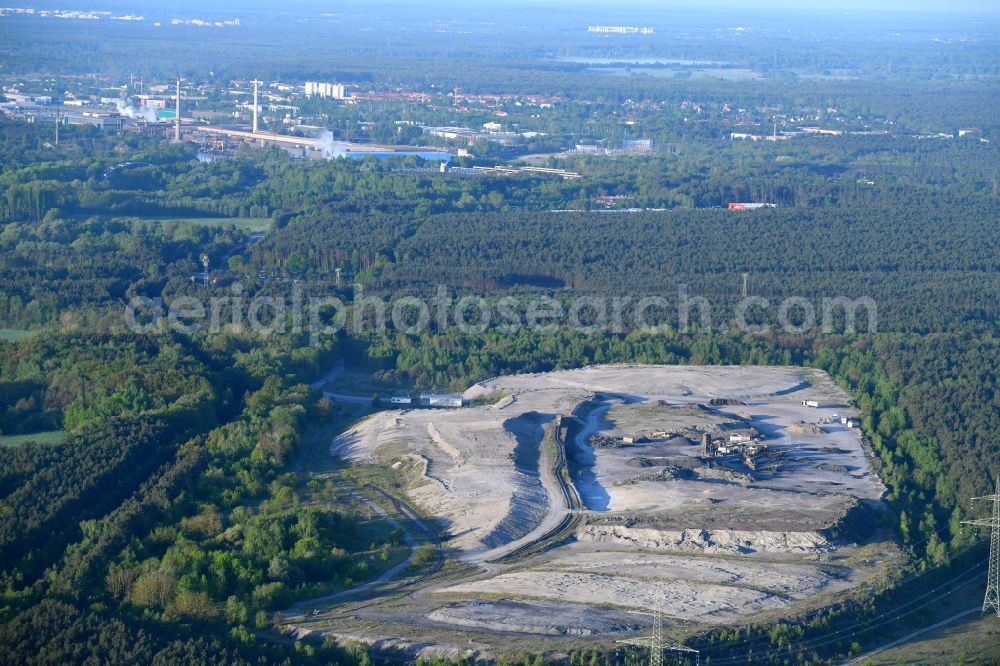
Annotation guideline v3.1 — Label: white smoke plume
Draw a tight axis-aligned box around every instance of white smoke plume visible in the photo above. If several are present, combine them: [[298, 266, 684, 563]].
[[115, 98, 158, 123], [315, 130, 347, 159]]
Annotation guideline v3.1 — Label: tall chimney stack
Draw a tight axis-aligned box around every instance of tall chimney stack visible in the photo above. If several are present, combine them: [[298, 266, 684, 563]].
[[252, 79, 260, 134], [174, 78, 181, 142]]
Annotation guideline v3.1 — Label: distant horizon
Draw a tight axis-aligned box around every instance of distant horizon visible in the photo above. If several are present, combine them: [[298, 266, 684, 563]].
[[17, 0, 1000, 16], [486, 0, 1000, 12]]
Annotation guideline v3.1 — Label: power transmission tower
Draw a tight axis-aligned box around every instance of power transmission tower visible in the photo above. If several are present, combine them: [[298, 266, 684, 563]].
[[616, 594, 699, 665], [650, 591, 664, 666], [741, 272, 749, 300], [641, 591, 699, 666], [964, 478, 1000, 616]]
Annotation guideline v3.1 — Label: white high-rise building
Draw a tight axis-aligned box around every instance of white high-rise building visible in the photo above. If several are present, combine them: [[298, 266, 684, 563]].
[[305, 82, 345, 99]]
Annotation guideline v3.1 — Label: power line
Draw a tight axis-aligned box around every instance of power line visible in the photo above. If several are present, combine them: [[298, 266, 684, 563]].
[[693, 519, 978, 656], [689, 521, 991, 663], [963, 477, 1000, 616], [630, 475, 991, 663], [705, 561, 988, 665]]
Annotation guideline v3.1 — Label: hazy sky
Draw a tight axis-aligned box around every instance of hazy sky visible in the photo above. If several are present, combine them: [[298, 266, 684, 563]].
[[100, 0, 1000, 13], [41, 0, 1000, 17], [525, 0, 999, 12]]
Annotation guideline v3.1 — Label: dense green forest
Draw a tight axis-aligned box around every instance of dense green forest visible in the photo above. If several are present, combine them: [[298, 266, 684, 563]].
[[2, 4, 1000, 661], [1, 112, 997, 662]]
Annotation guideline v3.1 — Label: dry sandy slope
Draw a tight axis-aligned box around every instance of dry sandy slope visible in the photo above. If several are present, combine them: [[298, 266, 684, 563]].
[[577, 525, 832, 556], [541, 550, 847, 598], [443, 570, 788, 622], [434, 541, 857, 624], [330, 364, 887, 632], [428, 599, 649, 636], [333, 365, 882, 561], [333, 405, 563, 560]]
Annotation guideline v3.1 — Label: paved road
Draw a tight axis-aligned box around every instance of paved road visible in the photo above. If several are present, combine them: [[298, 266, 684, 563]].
[[221, 231, 264, 262], [309, 360, 344, 390], [283, 490, 419, 619], [841, 607, 981, 665], [323, 391, 374, 405], [309, 362, 377, 405]]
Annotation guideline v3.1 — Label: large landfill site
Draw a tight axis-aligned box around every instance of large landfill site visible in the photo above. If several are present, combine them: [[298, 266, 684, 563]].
[[288, 365, 896, 661]]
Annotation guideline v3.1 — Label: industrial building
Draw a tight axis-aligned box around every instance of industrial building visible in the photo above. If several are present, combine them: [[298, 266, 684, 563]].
[[4, 92, 52, 105], [728, 202, 777, 210], [700, 427, 774, 471], [420, 394, 464, 408], [620, 138, 653, 153], [730, 132, 789, 142], [800, 127, 843, 136], [587, 25, 654, 34], [571, 138, 654, 156], [16, 109, 125, 131], [67, 111, 124, 130], [422, 124, 539, 147], [380, 393, 464, 408], [423, 126, 480, 141], [470, 165, 581, 180]]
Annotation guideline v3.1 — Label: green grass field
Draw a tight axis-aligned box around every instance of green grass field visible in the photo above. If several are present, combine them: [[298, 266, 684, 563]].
[[0, 329, 32, 342], [0, 430, 68, 447], [149, 216, 271, 233]]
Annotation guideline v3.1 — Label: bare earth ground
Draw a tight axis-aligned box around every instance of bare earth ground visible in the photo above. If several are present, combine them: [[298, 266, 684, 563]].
[[301, 365, 897, 657]]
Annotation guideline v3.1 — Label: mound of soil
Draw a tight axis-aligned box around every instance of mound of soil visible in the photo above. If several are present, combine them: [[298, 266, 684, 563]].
[[788, 421, 824, 435], [814, 446, 853, 455], [616, 465, 699, 485], [709, 398, 748, 406]]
